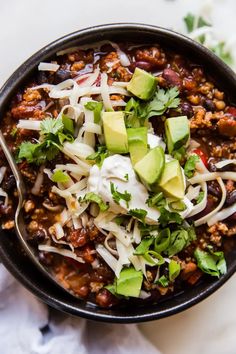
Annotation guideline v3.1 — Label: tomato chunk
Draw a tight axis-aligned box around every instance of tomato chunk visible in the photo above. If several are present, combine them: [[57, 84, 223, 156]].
[[192, 148, 208, 167]]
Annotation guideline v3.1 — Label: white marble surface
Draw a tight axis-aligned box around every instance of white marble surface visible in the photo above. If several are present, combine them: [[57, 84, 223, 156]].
[[0, 0, 236, 353]]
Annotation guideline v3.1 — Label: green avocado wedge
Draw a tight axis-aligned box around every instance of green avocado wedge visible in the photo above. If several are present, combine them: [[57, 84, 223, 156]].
[[127, 68, 157, 100], [127, 127, 148, 165], [102, 111, 129, 153], [134, 146, 165, 191], [157, 159, 185, 199], [116, 267, 143, 297], [165, 116, 190, 153]]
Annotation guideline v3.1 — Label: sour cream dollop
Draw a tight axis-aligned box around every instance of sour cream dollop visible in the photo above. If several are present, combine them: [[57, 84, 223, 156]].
[[87, 154, 160, 224]]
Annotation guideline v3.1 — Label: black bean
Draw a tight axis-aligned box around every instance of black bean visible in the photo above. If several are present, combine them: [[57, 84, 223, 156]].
[[37, 71, 49, 85], [208, 159, 217, 172], [225, 190, 236, 206], [203, 98, 215, 112], [53, 69, 71, 84], [181, 102, 194, 118], [2, 175, 16, 191], [28, 229, 47, 246], [207, 181, 221, 198], [38, 251, 53, 266]]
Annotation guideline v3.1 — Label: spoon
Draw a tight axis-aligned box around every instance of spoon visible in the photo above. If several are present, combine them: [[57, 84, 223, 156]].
[[0, 131, 77, 298]]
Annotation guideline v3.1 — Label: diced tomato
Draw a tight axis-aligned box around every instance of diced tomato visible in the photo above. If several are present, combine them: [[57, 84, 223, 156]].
[[227, 106, 236, 117], [192, 148, 208, 167]]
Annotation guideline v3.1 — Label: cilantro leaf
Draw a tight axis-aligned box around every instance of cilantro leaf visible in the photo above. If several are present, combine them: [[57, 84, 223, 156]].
[[184, 155, 199, 178], [110, 182, 131, 208], [125, 98, 145, 128], [85, 101, 103, 124], [145, 87, 180, 119], [146, 192, 166, 208], [51, 170, 70, 183], [196, 191, 204, 204], [129, 208, 147, 224], [158, 207, 183, 227], [124, 173, 129, 181], [62, 114, 74, 134], [172, 146, 186, 163], [17, 117, 74, 165], [40, 117, 64, 135], [194, 248, 227, 277], [86, 145, 109, 167], [81, 192, 109, 212]]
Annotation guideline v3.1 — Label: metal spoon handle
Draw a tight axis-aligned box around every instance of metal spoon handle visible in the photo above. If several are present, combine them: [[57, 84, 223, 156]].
[[0, 131, 26, 200]]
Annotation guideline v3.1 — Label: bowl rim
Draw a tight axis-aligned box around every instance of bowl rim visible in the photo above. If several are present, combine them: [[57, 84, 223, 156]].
[[0, 22, 236, 323]]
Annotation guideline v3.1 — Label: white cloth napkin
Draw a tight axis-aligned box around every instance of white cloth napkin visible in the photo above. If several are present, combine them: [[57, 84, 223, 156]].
[[0, 264, 160, 354]]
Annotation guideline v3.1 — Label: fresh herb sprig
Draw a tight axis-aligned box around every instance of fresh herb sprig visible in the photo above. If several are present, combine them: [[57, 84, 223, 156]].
[[17, 116, 74, 165], [110, 182, 131, 208]]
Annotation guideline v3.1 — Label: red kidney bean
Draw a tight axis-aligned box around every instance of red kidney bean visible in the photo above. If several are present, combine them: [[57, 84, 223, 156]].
[[95, 289, 118, 307], [189, 196, 215, 221], [129, 61, 153, 72], [227, 106, 236, 117], [162, 68, 182, 88], [226, 212, 236, 222]]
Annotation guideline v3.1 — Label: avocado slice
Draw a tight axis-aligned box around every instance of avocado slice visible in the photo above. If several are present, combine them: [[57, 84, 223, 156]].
[[127, 68, 157, 100], [116, 267, 143, 297], [134, 146, 165, 190], [127, 127, 148, 165], [157, 159, 185, 199], [165, 116, 190, 153], [102, 111, 128, 153]]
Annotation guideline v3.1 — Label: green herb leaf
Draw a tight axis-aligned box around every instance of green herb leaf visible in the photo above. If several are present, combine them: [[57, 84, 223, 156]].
[[184, 155, 200, 178], [134, 237, 154, 255], [172, 146, 186, 163], [85, 101, 103, 124], [82, 192, 109, 212], [169, 259, 181, 282], [156, 275, 169, 287], [194, 248, 227, 277], [183, 13, 195, 33], [158, 207, 183, 227], [17, 117, 74, 165], [146, 192, 166, 208], [154, 228, 171, 254], [145, 87, 180, 119], [211, 42, 233, 66], [129, 208, 147, 224], [196, 191, 204, 204], [110, 182, 131, 208], [86, 145, 109, 167], [51, 170, 70, 183], [124, 173, 129, 181], [11, 127, 18, 137], [40, 117, 64, 135], [62, 114, 74, 134]]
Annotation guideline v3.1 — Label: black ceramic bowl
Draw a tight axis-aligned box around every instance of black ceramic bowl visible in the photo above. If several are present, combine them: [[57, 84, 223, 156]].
[[0, 23, 236, 323]]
